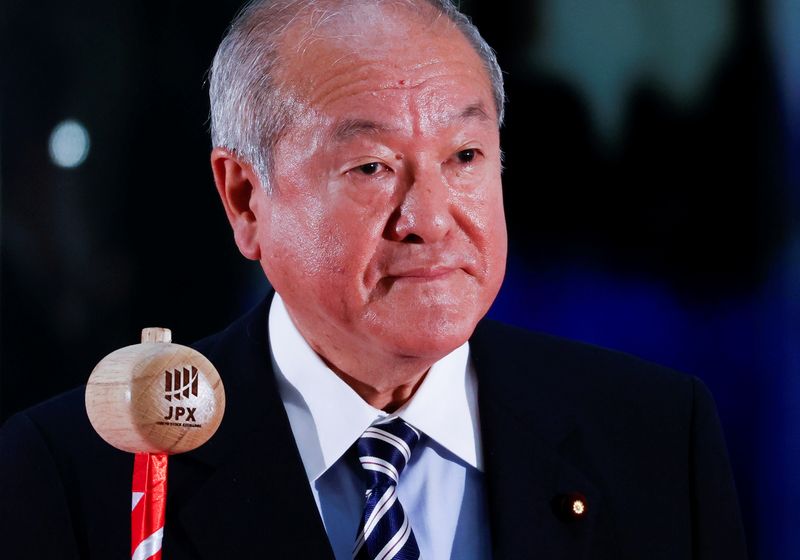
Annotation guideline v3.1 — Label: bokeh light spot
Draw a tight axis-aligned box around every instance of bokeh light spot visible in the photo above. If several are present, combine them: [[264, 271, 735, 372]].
[[48, 119, 90, 168]]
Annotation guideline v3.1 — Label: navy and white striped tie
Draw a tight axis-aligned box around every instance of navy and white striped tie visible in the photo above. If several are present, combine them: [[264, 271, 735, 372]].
[[353, 418, 421, 560]]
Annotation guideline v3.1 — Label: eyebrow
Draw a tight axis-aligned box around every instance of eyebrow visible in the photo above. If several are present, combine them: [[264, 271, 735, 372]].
[[331, 119, 394, 142], [457, 102, 492, 123]]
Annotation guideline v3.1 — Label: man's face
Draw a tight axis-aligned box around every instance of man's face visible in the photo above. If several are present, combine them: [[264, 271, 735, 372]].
[[255, 6, 507, 366]]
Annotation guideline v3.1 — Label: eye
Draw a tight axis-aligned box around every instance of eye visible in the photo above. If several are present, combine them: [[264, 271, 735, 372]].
[[456, 149, 477, 163], [356, 162, 383, 175], [345, 160, 393, 182]]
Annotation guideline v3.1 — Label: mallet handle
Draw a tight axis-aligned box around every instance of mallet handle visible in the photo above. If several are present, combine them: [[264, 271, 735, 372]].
[[131, 452, 168, 560]]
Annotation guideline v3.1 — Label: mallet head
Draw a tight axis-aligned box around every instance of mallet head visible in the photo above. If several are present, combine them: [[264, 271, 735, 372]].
[[85, 328, 225, 454]]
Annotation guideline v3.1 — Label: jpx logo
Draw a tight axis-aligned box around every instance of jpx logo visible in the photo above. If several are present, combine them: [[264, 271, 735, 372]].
[[161, 366, 200, 425], [165, 366, 199, 401]]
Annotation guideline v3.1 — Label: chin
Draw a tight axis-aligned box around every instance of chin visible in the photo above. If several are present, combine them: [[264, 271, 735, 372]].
[[362, 277, 497, 359], [378, 309, 480, 360]]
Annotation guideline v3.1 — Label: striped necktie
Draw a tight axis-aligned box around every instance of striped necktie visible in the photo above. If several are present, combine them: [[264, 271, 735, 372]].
[[353, 418, 421, 560]]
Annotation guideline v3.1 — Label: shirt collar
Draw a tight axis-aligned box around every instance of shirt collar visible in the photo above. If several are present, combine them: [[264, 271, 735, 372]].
[[268, 292, 483, 484]]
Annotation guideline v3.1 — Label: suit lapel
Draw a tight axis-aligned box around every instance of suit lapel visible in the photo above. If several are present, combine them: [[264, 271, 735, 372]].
[[166, 295, 335, 559], [471, 320, 617, 559]]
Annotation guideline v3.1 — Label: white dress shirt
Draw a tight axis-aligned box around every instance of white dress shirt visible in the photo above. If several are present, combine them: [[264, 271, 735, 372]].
[[269, 293, 492, 559]]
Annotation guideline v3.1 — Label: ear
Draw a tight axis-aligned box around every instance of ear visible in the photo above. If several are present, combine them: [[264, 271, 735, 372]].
[[210, 147, 264, 261]]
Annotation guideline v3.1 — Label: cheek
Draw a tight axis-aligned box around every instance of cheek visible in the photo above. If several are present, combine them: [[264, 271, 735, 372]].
[[324, 181, 397, 261], [485, 186, 508, 275], [265, 192, 391, 285], [452, 178, 507, 288], [453, 179, 505, 239], [261, 195, 330, 280]]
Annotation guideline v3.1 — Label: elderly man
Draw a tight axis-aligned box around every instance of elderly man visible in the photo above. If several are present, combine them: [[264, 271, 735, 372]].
[[0, 0, 746, 558]]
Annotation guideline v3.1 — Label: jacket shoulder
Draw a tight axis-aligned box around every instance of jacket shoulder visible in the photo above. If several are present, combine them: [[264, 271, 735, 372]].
[[471, 318, 694, 402], [2, 385, 102, 454], [471, 320, 747, 558]]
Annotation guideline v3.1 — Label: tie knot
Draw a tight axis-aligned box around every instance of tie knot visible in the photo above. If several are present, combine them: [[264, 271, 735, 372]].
[[357, 418, 420, 488]]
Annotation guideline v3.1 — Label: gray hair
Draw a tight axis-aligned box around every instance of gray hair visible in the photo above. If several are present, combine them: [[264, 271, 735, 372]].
[[209, 0, 505, 192]]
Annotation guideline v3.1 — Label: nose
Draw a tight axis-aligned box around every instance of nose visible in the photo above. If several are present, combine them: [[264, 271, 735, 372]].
[[385, 169, 454, 244]]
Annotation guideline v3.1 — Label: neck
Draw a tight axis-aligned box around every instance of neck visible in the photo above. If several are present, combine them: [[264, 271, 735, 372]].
[[282, 300, 444, 411], [320, 356, 430, 411]]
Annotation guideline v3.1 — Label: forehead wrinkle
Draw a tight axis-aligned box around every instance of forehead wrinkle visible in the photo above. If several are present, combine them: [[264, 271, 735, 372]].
[[325, 99, 494, 148], [304, 59, 488, 116], [406, 96, 494, 134]]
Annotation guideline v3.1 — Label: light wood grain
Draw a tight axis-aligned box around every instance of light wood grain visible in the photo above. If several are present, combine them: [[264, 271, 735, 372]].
[[85, 329, 225, 454]]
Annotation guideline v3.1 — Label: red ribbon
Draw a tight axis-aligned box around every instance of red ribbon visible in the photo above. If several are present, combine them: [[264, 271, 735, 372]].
[[131, 453, 168, 560]]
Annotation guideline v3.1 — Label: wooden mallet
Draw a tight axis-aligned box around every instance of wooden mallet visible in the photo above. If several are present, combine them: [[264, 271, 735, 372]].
[[85, 327, 225, 560]]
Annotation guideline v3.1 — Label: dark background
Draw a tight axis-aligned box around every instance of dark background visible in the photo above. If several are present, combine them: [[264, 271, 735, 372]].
[[1, 1, 797, 558]]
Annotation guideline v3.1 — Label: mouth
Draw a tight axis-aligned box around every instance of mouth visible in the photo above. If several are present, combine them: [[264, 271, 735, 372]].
[[366, 251, 478, 300], [387, 266, 459, 282]]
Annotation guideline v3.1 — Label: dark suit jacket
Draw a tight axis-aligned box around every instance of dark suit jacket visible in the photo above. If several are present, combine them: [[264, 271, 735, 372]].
[[1, 295, 747, 559]]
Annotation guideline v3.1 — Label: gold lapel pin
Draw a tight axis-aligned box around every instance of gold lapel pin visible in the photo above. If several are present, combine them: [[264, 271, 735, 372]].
[[553, 492, 588, 521]]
